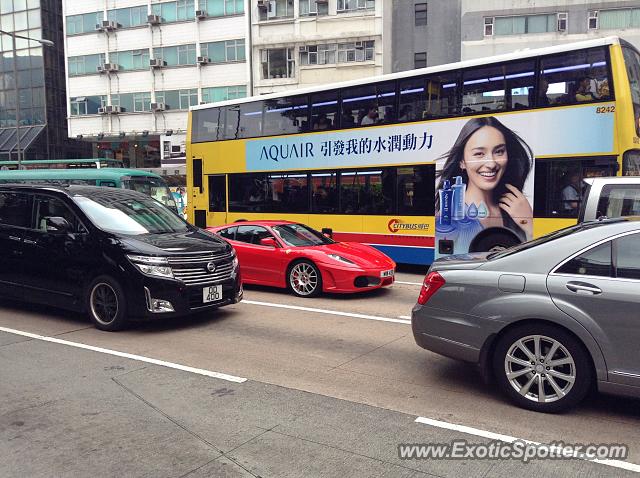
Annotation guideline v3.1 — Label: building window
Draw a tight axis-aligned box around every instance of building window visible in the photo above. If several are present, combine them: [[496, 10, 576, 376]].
[[201, 39, 245, 63], [133, 92, 152, 112], [70, 96, 106, 116], [259, 0, 294, 20], [111, 93, 135, 112], [414, 52, 427, 69], [337, 0, 375, 12], [156, 89, 198, 109], [110, 49, 150, 71], [151, 0, 195, 23], [300, 44, 337, 65], [557, 12, 568, 32], [588, 11, 599, 30], [66, 11, 102, 35], [300, 0, 328, 16], [198, 0, 244, 16], [68, 54, 106, 76], [484, 17, 494, 36], [107, 6, 148, 28], [261, 48, 295, 79], [415, 3, 427, 26], [491, 14, 558, 35], [153, 44, 197, 65], [337, 41, 374, 63], [597, 8, 640, 30], [201, 85, 247, 103]]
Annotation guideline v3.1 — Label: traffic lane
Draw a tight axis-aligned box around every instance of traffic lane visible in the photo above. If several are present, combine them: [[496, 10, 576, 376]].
[[1, 330, 630, 478], [3, 299, 640, 462]]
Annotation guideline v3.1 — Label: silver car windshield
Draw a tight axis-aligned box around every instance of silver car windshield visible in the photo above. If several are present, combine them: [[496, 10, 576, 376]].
[[73, 195, 189, 235]]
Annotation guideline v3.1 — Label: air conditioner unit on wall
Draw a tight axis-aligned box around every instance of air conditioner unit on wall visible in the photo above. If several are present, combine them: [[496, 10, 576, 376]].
[[149, 58, 166, 68], [102, 20, 118, 31], [147, 14, 161, 25], [196, 10, 207, 19], [257, 0, 268, 10], [151, 102, 166, 111], [97, 63, 119, 73], [197, 56, 210, 65]]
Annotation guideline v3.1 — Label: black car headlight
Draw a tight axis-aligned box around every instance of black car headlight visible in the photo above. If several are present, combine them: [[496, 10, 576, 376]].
[[126, 255, 174, 279]]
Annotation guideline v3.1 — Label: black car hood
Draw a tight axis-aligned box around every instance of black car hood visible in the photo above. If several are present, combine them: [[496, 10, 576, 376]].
[[117, 228, 228, 256]]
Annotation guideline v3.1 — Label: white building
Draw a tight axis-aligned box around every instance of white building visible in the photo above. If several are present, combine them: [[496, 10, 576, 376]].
[[461, 0, 640, 61], [250, 0, 392, 95], [62, 0, 251, 168]]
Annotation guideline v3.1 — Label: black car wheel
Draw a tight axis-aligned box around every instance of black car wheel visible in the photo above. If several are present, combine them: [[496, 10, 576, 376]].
[[87, 275, 128, 331], [288, 260, 322, 298], [493, 323, 593, 413]]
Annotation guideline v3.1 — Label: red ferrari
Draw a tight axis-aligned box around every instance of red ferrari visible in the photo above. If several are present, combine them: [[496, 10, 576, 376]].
[[208, 221, 396, 297]]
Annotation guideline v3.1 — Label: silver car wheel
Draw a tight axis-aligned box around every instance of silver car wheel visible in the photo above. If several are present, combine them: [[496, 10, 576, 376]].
[[504, 334, 576, 404], [289, 262, 319, 296], [90, 282, 119, 326]]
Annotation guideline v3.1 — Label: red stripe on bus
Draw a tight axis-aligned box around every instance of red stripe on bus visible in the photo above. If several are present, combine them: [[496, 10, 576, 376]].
[[333, 232, 435, 247]]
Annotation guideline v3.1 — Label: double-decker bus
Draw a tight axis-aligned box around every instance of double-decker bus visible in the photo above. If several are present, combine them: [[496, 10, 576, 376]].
[[186, 37, 640, 265], [0, 159, 123, 170]]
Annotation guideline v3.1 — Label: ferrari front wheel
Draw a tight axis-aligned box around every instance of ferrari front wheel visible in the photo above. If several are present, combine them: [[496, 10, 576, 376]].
[[288, 260, 322, 298]]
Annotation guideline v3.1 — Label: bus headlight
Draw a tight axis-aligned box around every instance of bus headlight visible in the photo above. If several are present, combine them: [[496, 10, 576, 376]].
[[127, 255, 174, 279]]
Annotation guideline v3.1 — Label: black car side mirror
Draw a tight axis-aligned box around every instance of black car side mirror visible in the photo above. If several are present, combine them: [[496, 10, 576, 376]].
[[45, 216, 72, 234]]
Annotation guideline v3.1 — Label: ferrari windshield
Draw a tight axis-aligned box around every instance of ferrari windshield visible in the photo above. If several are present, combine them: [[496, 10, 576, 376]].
[[273, 224, 334, 247]]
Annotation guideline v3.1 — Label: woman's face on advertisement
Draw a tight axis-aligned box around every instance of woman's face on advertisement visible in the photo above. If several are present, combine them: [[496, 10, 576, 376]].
[[460, 126, 508, 191]]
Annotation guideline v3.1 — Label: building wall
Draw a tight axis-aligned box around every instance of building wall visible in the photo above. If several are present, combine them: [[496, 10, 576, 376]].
[[250, 0, 387, 95], [391, 0, 461, 72], [462, 0, 640, 60], [62, 0, 250, 166]]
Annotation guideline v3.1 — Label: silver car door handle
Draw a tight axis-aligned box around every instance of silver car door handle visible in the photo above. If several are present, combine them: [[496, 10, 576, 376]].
[[566, 282, 602, 295], [8, 235, 21, 241], [23, 239, 37, 245]]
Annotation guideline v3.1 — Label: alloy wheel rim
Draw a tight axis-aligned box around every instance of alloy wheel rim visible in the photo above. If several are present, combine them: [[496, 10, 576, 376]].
[[90, 283, 119, 325], [504, 334, 576, 403], [290, 263, 318, 296]]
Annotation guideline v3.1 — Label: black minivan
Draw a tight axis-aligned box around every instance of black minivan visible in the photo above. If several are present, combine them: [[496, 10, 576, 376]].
[[0, 184, 242, 330]]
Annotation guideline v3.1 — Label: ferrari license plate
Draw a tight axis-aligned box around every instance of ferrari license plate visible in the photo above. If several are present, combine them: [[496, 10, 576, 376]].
[[203, 285, 222, 303], [380, 269, 394, 278]]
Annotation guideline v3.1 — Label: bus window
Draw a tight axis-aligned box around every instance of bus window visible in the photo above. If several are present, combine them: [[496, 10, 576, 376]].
[[624, 151, 640, 176], [539, 47, 611, 106], [462, 64, 507, 114], [263, 95, 309, 136], [504, 61, 536, 109], [311, 172, 338, 214], [310, 91, 338, 131], [341, 81, 396, 127], [399, 74, 461, 122], [339, 170, 394, 215], [396, 165, 435, 215], [622, 46, 640, 137], [534, 159, 618, 217], [229, 173, 267, 212], [234, 101, 264, 139], [267, 173, 309, 213], [121, 176, 177, 211], [192, 107, 223, 143], [208, 175, 226, 212]]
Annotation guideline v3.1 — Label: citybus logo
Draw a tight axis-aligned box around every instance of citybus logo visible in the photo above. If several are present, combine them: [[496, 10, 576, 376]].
[[388, 219, 430, 233]]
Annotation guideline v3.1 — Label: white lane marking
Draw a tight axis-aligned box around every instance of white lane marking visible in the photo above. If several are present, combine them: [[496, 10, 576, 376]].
[[242, 300, 411, 325], [0, 326, 247, 383], [398, 315, 411, 320], [415, 416, 640, 473], [395, 281, 423, 286]]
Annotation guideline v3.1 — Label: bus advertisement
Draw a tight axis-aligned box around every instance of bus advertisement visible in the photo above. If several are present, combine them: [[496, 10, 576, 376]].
[[186, 37, 640, 265]]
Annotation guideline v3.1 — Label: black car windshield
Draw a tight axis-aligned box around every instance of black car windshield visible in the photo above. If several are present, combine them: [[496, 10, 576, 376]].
[[121, 176, 178, 211], [73, 194, 189, 235], [273, 224, 334, 247], [487, 220, 620, 260]]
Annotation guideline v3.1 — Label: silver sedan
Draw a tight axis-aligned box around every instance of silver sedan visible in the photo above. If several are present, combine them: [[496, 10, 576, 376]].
[[412, 217, 640, 413]]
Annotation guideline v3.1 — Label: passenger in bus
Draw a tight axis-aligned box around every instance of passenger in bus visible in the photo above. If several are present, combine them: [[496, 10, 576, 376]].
[[559, 168, 582, 214], [313, 113, 331, 130], [341, 108, 356, 128], [398, 104, 413, 122], [436, 116, 534, 241], [532, 78, 552, 107], [575, 77, 595, 102], [360, 106, 379, 126]]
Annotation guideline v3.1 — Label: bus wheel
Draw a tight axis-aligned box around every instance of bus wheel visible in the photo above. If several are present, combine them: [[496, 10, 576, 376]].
[[87, 275, 128, 331], [471, 232, 520, 253], [288, 260, 322, 298]]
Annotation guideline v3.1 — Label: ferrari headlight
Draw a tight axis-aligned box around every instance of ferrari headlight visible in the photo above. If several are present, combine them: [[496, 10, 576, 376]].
[[327, 253, 355, 265], [127, 255, 174, 279]]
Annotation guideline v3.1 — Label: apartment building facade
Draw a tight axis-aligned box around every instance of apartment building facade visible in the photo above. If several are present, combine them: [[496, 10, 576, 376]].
[[462, 0, 640, 60], [62, 0, 251, 168], [391, 0, 461, 72], [249, 0, 392, 95]]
